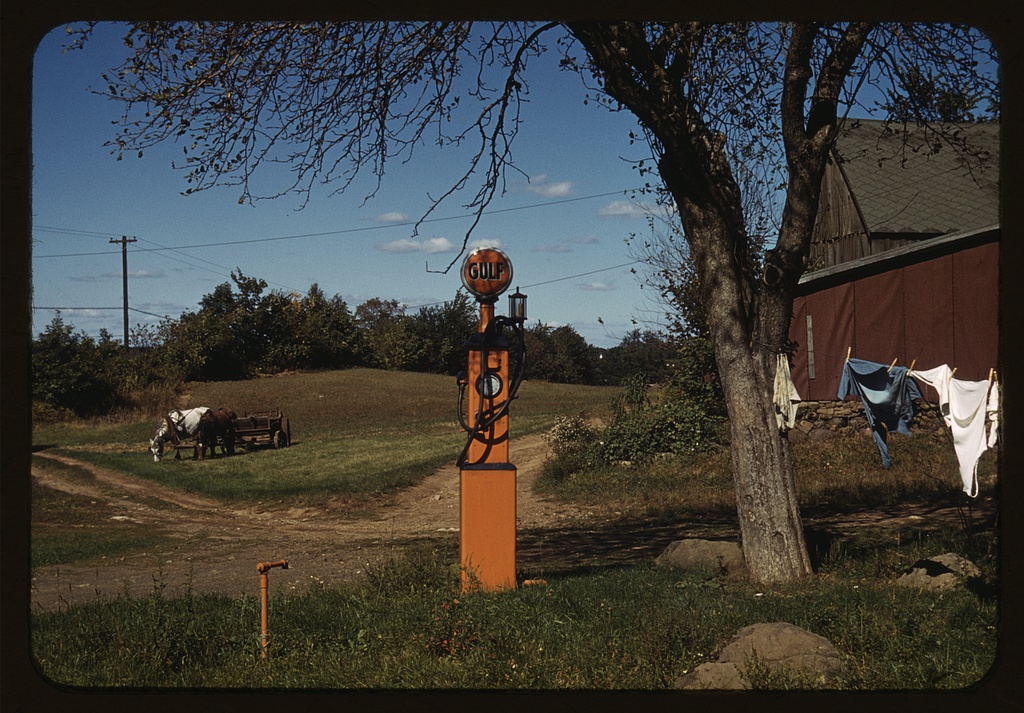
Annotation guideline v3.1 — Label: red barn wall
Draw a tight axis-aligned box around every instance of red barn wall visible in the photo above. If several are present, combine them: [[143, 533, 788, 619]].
[[789, 240, 999, 401]]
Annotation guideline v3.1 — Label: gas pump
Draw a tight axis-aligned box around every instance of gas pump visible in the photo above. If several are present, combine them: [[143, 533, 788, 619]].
[[456, 248, 527, 591]]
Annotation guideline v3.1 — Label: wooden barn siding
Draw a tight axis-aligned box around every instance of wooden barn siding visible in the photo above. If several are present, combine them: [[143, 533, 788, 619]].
[[789, 240, 999, 401], [808, 158, 928, 270], [808, 159, 870, 270]]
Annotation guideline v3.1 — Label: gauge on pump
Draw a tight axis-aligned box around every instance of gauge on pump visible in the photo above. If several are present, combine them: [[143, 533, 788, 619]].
[[477, 372, 504, 399]]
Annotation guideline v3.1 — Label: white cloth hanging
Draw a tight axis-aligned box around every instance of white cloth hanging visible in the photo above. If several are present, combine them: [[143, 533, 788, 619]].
[[987, 380, 1000, 449], [911, 365, 952, 419], [911, 366, 997, 498], [773, 354, 801, 432], [947, 378, 993, 498]]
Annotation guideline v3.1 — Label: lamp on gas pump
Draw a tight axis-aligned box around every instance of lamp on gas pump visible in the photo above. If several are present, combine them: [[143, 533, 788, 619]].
[[457, 248, 526, 591], [508, 287, 527, 323]]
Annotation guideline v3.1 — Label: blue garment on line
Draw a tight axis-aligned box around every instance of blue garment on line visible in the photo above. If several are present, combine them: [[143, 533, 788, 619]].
[[837, 358, 922, 468]]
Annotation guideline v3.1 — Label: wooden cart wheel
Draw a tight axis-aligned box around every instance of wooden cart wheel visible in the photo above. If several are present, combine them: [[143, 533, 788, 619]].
[[273, 429, 287, 449], [281, 418, 291, 446]]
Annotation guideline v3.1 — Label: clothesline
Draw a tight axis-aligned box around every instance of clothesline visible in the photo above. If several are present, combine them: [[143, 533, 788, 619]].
[[842, 346, 996, 382], [832, 355, 999, 498], [775, 351, 999, 497]]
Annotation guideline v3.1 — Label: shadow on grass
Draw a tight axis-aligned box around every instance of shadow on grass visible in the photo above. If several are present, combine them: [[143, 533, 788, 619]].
[[516, 512, 739, 580], [510, 496, 998, 582]]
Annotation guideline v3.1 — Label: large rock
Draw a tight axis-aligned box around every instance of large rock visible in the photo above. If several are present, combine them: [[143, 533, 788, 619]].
[[675, 622, 845, 690], [655, 539, 748, 578], [718, 622, 845, 685], [896, 553, 982, 591], [675, 662, 750, 690]]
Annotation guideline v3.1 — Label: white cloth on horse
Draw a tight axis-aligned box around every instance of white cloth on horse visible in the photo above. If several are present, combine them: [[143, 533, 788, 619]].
[[174, 407, 210, 437]]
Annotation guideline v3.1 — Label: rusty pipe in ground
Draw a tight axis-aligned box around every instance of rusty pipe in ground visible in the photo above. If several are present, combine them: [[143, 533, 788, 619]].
[[257, 560, 288, 660]]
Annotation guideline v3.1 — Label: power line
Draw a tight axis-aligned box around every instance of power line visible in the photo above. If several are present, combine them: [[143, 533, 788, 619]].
[[400, 259, 644, 313], [37, 258, 646, 319], [521, 260, 642, 289], [33, 226, 123, 238], [32, 188, 646, 259], [34, 306, 170, 319], [133, 236, 306, 295]]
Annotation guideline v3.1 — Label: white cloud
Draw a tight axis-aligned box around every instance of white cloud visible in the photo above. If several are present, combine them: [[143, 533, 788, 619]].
[[71, 268, 167, 282], [140, 300, 182, 314], [378, 237, 456, 254], [534, 235, 599, 253], [598, 200, 651, 218], [526, 175, 573, 198], [422, 237, 456, 254], [468, 238, 502, 250], [580, 281, 616, 292], [377, 211, 409, 223]]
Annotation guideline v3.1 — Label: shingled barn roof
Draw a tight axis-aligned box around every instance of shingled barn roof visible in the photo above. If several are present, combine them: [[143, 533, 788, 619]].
[[834, 119, 999, 237]]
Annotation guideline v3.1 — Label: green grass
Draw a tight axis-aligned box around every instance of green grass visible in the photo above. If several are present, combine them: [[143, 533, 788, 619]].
[[29, 369, 1002, 690], [31, 538, 998, 690], [537, 427, 1000, 523], [31, 368, 619, 505], [31, 462, 171, 567]]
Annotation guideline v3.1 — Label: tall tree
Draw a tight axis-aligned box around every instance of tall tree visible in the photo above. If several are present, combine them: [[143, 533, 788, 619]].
[[355, 297, 424, 371], [411, 290, 477, 375], [73, 20, 998, 582]]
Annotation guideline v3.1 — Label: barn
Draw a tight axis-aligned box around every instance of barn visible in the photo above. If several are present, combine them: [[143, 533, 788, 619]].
[[787, 119, 1000, 403]]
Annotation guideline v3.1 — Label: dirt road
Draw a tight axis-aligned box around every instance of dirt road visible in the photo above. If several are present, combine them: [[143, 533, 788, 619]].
[[30, 432, 620, 612], [29, 432, 997, 613]]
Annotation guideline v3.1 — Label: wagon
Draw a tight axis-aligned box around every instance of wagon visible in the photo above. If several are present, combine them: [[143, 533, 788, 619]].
[[234, 409, 292, 450]]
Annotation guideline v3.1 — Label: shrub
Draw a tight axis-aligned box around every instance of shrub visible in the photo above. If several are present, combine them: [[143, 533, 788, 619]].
[[542, 415, 602, 481], [31, 314, 117, 417], [600, 397, 721, 463], [541, 374, 727, 481]]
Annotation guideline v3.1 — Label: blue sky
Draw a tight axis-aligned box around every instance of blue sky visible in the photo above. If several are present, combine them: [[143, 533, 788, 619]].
[[31, 22, 674, 349]]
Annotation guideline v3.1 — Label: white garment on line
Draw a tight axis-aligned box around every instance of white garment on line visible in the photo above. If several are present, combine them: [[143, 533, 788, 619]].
[[911, 365, 997, 498], [773, 354, 801, 432], [912, 365, 952, 419], [987, 381, 1000, 450]]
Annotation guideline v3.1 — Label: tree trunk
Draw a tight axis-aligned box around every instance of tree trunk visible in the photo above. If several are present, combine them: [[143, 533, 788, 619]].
[[717, 348, 812, 582], [681, 205, 813, 583], [655, 139, 814, 583], [565, 21, 836, 583]]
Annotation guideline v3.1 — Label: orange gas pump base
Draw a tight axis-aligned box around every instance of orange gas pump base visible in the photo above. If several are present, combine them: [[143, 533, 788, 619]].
[[459, 463, 517, 591]]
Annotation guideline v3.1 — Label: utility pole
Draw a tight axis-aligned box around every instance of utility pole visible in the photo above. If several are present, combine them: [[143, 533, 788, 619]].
[[109, 236, 137, 348]]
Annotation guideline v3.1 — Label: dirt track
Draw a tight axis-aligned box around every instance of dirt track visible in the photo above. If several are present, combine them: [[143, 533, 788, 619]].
[[30, 432, 619, 612], [30, 433, 997, 613]]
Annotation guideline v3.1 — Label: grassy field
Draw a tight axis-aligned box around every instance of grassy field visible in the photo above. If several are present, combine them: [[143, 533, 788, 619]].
[[32, 368, 620, 504], [31, 457, 172, 567], [29, 368, 1002, 691], [31, 535, 997, 690]]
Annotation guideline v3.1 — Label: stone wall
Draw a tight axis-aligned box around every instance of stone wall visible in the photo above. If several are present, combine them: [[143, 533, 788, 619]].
[[792, 399, 945, 441]]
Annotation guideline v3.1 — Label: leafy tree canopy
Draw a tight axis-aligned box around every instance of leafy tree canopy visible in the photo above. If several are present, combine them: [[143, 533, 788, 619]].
[[68, 19, 1000, 583]]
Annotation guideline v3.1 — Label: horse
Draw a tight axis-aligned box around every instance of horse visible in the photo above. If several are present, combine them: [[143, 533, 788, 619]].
[[149, 406, 236, 461], [197, 407, 237, 459], [150, 407, 208, 461]]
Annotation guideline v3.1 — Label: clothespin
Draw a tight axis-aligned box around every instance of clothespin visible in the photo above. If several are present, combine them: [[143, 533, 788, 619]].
[[886, 358, 898, 373], [951, 367, 957, 378], [988, 368, 994, 382], [908, 359, 916, 373], [846, 347, 852, 362]]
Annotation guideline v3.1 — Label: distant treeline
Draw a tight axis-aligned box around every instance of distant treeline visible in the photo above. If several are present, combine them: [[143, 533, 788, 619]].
[[32, 271, 709, 419]]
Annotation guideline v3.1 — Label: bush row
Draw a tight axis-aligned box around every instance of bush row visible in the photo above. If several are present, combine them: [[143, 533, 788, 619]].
[[31, 271, 692, 418]]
